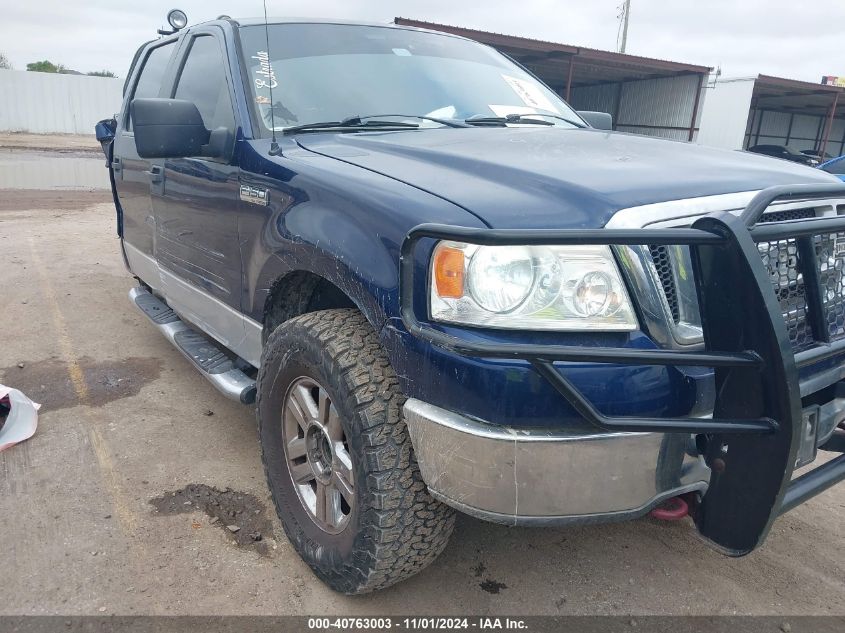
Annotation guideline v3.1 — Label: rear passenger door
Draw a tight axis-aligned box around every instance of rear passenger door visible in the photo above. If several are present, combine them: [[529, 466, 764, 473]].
[[112, 40, 177, 266], [152, 30, 244, 344]]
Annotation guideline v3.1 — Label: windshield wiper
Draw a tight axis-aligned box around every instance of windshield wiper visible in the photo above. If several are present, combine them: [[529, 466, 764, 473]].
[[344, 114, 470, 128], [282, 113, 471, 135], [465, 113, 586, 128], [282, 118, 420, 135]]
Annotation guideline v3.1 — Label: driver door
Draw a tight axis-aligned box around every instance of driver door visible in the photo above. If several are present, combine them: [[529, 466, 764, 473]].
[[152, 30, 244, 350]]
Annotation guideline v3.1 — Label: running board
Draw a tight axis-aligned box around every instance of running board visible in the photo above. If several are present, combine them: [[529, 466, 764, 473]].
[[129, 286, 256, 404]]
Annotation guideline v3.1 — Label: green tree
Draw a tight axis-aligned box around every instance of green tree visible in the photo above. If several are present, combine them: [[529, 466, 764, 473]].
[[26, 60, 65, 73], [87, 70, 116, 77], [0, 53, 11, 70]]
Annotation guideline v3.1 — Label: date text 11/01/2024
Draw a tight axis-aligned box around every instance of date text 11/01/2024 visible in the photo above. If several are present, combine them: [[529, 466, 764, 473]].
[[308, 618, 528, 630]]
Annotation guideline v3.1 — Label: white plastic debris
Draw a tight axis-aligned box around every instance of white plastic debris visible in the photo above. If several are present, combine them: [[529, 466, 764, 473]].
[[0, 384, 41, 452]]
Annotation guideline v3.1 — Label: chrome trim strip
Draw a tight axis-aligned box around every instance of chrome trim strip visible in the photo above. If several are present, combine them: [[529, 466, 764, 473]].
[[123, 242, 263, 367], [615, 242, 694, 348], [606, 190, 761, 229], [403, 399, 709, 525], [607, 191, 845, 230]]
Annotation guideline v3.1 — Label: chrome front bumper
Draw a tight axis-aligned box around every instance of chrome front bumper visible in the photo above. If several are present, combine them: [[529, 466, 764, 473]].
[[404, 399, 710, 526]]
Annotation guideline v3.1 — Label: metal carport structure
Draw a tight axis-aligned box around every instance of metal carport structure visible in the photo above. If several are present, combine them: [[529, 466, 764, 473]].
[[394, 18, 712, 141], [748, 76, 844, 158], [697, 75, 845, 158]]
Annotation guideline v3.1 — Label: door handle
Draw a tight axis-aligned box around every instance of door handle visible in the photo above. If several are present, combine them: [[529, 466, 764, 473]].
[[146, 165, 163, 184], [111, 157, 122, 172]]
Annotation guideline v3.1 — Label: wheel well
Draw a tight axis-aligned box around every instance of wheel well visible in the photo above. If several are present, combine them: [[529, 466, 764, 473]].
[[263, 271, 356, 341]]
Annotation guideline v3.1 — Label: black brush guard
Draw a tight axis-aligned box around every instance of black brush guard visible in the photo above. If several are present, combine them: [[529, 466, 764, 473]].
[[400, 183, 845, 556]]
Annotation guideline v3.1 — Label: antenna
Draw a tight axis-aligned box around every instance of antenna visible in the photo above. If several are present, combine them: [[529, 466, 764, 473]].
[[263, 0, 280, 155], [616, 0, 631, 54]]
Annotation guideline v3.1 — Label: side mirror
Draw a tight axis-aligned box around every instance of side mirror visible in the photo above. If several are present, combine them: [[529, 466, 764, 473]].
[[577, 111, 613, 131], [131, 98, 212, 159]]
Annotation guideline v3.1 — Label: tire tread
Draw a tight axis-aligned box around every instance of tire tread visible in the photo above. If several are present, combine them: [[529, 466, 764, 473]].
[[256, 309, 454, 594]]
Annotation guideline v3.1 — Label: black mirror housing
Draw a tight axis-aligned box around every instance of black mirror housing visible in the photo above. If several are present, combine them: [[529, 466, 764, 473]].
[[131, 98, 210, 158], [577, 110, 613, 131], [95, 117, 116, 143], [94, 117, 117, 162]]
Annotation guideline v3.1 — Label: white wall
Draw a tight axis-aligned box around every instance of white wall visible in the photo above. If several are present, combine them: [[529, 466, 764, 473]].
[[0, 69, 123, 135], [696, 77, 756, 150]]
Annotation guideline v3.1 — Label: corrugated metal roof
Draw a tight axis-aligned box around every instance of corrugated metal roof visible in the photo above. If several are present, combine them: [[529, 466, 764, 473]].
[[752, 74, 844, 120], [756, 74, 845, 94], [392, 17, 709, 141], [394, 17, 712, 75]]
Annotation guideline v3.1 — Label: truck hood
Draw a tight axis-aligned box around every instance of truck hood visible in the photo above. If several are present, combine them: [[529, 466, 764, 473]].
[[296, 127, 839, 229]]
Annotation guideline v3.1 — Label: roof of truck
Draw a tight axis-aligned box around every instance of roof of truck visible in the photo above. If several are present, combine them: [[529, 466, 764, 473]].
[[217, 17, 469, 38]]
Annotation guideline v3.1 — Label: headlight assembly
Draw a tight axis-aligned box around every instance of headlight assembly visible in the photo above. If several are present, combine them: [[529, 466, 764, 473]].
[[429, 241, 638, 331]]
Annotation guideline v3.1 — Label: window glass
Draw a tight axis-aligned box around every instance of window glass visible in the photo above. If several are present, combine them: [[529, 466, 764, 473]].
[[174, 36, 235, 131], [238, 23, 581, 133], [128, 42, 175, 129]]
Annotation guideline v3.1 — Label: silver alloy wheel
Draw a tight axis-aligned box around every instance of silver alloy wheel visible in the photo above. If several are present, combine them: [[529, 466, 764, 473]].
[[282, 376, 354, 534]]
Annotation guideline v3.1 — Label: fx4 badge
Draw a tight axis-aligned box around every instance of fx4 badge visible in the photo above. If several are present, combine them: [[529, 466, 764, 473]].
[[240, 184, 269, 206]]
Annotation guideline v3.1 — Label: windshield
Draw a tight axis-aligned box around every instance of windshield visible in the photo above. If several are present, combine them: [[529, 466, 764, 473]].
[[238, 23, 582, 133]]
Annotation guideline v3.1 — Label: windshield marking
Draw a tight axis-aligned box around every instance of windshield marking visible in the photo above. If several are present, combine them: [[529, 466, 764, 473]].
[[252, 51, 278, 89], [501, 74, 558, 113]]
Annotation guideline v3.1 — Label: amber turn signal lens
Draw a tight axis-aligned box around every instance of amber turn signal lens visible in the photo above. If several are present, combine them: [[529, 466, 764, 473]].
[[433, 246, 465, 298]]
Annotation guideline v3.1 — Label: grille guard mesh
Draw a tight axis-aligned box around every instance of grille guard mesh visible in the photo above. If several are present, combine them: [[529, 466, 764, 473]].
[[399, 182, 845, 556]]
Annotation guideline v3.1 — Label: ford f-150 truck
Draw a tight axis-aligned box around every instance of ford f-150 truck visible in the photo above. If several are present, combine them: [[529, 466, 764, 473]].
[[96, 13, 845, 594]]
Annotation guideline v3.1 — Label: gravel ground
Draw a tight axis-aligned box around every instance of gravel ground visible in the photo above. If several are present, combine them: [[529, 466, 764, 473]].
[[0, 142, 843, 617], [0, 132, 101, 153]]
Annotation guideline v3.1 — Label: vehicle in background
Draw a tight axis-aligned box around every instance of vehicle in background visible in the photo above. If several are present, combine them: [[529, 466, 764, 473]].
[[820, 155, 845, 181], [802, 149, 834, 163], [747, 144, 820, 166]]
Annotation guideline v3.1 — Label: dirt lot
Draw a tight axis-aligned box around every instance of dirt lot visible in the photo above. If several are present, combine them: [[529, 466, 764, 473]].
[[0, 132, 101, 153], [1, 137, 843, 616]]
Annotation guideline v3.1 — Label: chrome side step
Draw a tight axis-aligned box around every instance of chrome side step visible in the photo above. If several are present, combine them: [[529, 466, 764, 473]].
[[129, 286, 256, 404]]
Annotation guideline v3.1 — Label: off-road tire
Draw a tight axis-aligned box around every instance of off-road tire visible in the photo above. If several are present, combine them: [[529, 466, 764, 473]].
[[256, 308, 455, 594]]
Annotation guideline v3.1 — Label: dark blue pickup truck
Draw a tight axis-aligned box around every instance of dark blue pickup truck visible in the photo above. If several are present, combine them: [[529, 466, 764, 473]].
[[97, 13, 845, 594]]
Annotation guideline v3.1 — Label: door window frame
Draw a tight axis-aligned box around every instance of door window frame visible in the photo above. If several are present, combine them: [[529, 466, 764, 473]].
[[167, 28, 244, 163], [121, 37, 180, 133], [170, 29, 241, 133]]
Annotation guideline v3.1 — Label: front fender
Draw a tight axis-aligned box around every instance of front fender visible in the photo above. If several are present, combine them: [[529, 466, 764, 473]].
[[239, 139, 487, 337], [251, 227, 394, 335]]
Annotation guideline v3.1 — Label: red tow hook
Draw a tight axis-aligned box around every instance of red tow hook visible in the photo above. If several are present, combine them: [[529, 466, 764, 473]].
[[649, 495, 690, 521]]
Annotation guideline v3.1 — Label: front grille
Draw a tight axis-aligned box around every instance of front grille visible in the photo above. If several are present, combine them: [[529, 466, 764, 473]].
[[815, 233, 845, 341], [758, 208, 816, 223], [647, 206, 845, 353], [649, 245, 680, 322], [756, 232, 845, 352], [754, 208, 821, 351], [754, 207, 845, 352], [757, 239, 814, 351], [649, 208, 817, 326]]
